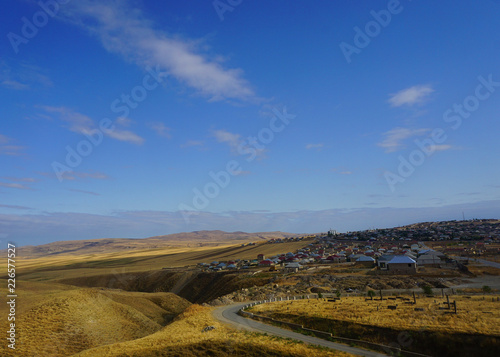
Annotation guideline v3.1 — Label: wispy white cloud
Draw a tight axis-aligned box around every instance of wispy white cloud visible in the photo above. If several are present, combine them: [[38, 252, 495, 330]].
[[0, 134, 27, 156], [61, 1, 255, 102], [115, 117, 132, 127], [431, 144, 453, 152], [305, 143, 324, 150], [378, 127, 429, 153], [0, 182, 32, 190], [1, 177, 37, 183], [331, 167, 354, 175], [39, 170, 109, 181], [0, 61, 52, 90], [1, 80, 30, 90], [41, 107, 144, 145], [3, 200, 500, 244], [68, 189, 101, 196], [181, 140, 204, 148], [388, 85, 434, 107], [0, 204, 31, 210], [42, 106, 95, 135], [104, 128, 144, 145], [148, 122, 171, 138], [213, 129, 241, 153], [212, 129, 267, 159]]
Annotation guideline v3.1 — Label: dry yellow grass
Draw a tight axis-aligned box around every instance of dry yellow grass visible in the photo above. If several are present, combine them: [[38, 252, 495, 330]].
[[5, 239, 312, 283], [0, 282, 190, 357], [72, 305, 354, 357], [0, 280, 354, 357], [250, 295, 500, 336], [467, 264, 500, 276]]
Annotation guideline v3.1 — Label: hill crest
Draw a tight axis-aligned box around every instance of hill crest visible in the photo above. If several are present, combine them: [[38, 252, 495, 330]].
[[14, 230, 299, 258]]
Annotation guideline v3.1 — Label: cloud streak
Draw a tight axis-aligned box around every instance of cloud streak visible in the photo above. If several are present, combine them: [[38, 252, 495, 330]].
[[68, 189, 101, 196], [39, 170, 109, 181], [148, 122, 171, 138], [388, 85, 434, 107], [61, 1, 255, 102], [41, 106, 144, 145], [213, 129, 241, 154], [305, 143, 324, 150], [0, 182, 32, 190], [378, 127, 429, 153], [0, 134, 26, 156], [0, 204, 31, 210]]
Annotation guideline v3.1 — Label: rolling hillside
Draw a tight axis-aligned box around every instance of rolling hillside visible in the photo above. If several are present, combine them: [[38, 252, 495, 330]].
[[0, 282, 191, 357], [13, 230, 300, 259]]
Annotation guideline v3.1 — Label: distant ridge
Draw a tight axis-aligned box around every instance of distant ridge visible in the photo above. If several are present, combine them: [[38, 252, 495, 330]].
[[148, 230, 297, 242], [14, 230, 299, 258]]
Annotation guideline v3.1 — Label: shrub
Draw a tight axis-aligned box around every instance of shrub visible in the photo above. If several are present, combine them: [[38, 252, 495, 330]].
[[421, 285, 433, 296], [482, 285, 492, 293]]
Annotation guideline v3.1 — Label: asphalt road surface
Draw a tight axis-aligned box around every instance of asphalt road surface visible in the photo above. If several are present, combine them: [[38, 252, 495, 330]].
[[471, 258, 500, 269], [213, 303, 389, 357]]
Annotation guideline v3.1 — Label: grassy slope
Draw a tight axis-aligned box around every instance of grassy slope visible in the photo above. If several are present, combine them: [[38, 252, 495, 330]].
[[73, 305, 354, 357], [0, 282, 190, 357], [250, 295, 500, 336]]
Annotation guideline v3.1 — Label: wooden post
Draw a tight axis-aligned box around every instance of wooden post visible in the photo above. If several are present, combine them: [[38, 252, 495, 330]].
[[454, 300, 457, 314], [446, 295, 450, 309], [413, 292, 416, 304], [380, 290, 383, 299]]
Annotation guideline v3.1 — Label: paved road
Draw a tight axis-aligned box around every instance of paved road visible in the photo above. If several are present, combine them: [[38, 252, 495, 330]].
[[213, 303, 388, 357], [470, 258, 500, 269]]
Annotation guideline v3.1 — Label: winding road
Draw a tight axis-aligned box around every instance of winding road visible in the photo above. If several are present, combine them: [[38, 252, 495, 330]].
[[213, 303, 388, 357]]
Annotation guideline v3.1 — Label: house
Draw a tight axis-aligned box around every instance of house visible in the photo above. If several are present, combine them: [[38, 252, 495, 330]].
[[284, 262, 302, 273], [259, 259, 274, 267], [355, 255, 375, 267], [416, 250, 444, 267], [257, 254, 265, 261], [386, 256, 417, 274], [348, 253, 365, 262], [377, 255, 395, 270], [325, 255, 345, 263]]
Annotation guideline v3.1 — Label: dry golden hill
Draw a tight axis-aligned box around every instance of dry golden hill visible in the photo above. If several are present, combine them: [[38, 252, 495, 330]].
[[14, 238, 313, 283], [13, 230, 300, 259], [72, 305, 353, 357], [0, 282, 190, 357], [0, 282, 352, 357]]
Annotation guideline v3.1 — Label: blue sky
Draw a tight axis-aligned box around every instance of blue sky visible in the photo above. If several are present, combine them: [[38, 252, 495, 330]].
[[1, 0, 500, 246]]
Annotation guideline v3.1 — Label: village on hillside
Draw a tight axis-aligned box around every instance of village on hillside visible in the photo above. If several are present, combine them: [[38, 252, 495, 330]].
[[197, 220, 500, 275]]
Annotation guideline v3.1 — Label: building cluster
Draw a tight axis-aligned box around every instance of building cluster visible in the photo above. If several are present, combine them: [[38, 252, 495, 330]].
[[331, 219, 500, 242], [197, 220, 499, 274]]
